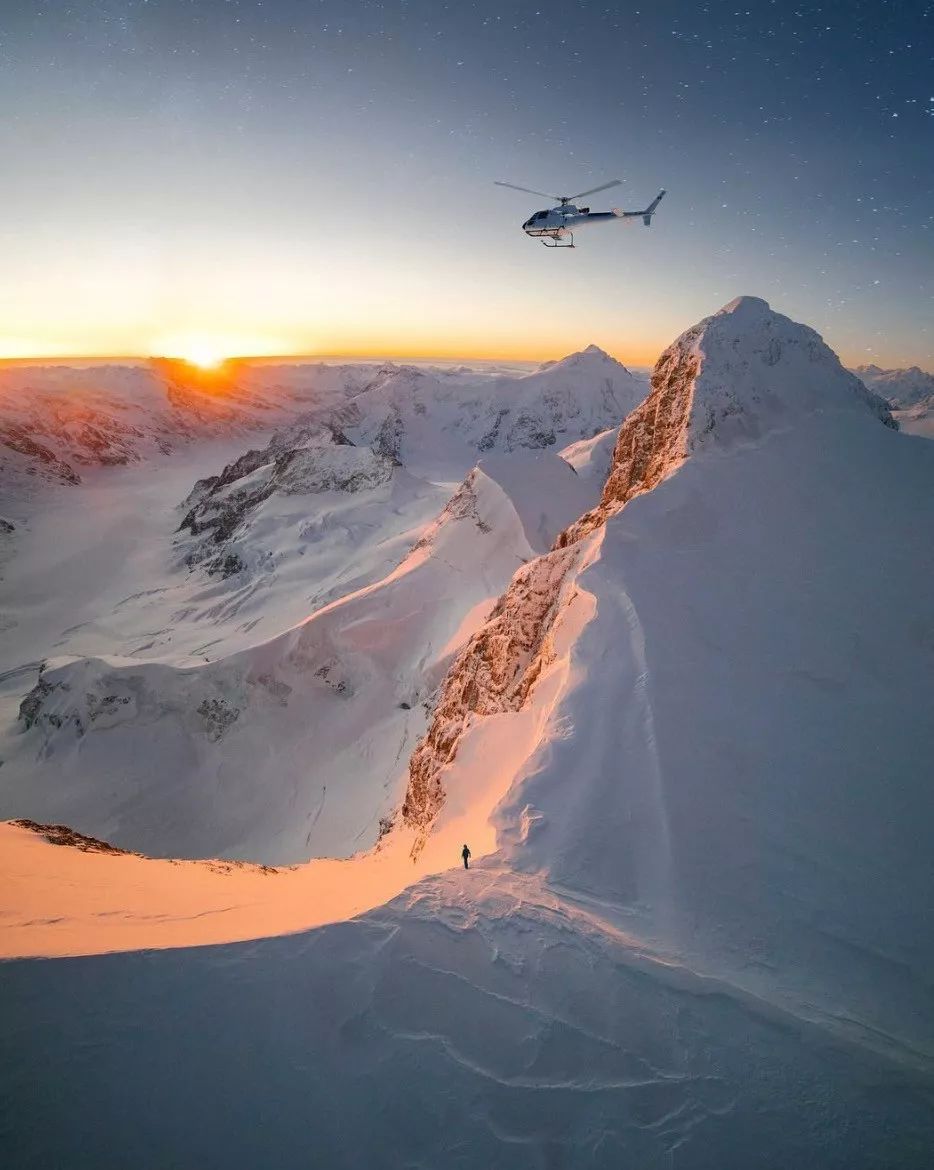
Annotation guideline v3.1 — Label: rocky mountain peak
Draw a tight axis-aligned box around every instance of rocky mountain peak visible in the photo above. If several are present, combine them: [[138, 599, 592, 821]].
[[400, 297, 906, 840], [559, 296, 896, 547]]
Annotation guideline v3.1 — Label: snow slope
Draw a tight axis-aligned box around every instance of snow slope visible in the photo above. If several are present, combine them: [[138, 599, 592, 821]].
[[893, 401, 934, 438], [2, 300, 933, 1168], [0, 452, 602, 863], [0, 348, 637, 861], [559, 424, 619, 483]]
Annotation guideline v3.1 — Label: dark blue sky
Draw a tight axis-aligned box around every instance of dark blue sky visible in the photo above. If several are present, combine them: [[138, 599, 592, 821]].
[[2, 0, 932, 364]]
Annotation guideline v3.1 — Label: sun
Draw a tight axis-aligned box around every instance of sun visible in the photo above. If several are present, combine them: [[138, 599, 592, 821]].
[[181, 343, 226, 370], [151, 332, 289, 368]]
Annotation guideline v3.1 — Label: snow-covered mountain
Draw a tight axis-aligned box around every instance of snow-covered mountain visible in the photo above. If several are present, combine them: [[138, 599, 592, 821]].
[[852, 362, 934, 438], [2, 450, 599, 862], [2, 299, 933, 1167], [341, 345, 643, 470], [0, 348, 644, 498], [389, 296, 934, 1159], [0, 361, 285, 494], [0, 342, 630, 862], [853, 361, 934, 408]]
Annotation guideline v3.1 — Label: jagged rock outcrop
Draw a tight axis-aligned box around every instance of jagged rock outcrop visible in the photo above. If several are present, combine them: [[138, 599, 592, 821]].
[[401, 296, 901, 837], [560, 295, 895, 546], [402, 546, 579, 833], [177, 425, 395, 576]]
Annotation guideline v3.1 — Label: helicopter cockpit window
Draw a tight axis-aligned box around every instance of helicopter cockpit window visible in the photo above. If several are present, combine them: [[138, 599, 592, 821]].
[[535, 211, 548, 220]]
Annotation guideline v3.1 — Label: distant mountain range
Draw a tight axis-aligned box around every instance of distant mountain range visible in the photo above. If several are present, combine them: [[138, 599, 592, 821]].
[[2, 299, 933, 1167]]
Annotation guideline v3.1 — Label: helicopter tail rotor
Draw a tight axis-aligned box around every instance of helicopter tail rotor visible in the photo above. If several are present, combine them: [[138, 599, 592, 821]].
[[640, 189, 666, 226]]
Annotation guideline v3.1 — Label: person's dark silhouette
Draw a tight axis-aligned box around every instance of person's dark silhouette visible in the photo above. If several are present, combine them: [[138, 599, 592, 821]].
[[462, 843, 471, 870]]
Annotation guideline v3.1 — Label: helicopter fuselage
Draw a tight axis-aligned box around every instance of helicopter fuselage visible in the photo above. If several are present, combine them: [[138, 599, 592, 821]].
[[521, 205, 616, 240]]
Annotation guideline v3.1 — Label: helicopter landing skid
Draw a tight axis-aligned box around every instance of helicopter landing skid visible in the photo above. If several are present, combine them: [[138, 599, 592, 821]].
[[525, 227, 575, 248]]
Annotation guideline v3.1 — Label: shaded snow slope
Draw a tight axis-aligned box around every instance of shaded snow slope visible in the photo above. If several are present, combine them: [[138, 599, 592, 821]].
[[402, 296, 904, 836], [4, 859, 933, 1170], [559, 425, 619, 482]]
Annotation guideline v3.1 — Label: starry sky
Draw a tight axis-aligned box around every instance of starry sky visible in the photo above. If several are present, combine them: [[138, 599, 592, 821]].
[[1, 0, 932, 367]]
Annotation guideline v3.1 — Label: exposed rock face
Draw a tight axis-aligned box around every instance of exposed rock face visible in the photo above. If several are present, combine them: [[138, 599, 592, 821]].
[[413, 471, 493, 544], [177, 425, 395, 576], [402, 547, 579, 834], [401, 296, 901, 838], [561, 295, 895, 547]]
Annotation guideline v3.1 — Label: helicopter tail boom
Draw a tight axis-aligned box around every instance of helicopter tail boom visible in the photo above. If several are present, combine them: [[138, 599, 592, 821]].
[[610, 189, 667, 225]]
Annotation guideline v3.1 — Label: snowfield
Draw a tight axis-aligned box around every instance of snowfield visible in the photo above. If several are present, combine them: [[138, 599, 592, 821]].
[[2, 302, 934, 1168]]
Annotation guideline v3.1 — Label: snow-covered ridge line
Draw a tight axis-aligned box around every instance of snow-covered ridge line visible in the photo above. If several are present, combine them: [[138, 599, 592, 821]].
[[564, 295, 895, 546], [0, 347, 646, 501], [400, 296, 899, 840]]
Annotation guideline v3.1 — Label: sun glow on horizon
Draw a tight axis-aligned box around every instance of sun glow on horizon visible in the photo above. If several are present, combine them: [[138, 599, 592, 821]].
[[176, 343, 224, 370], [151, 333, 291, 369]]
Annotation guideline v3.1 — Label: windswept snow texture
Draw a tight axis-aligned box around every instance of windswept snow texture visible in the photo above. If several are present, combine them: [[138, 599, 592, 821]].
[[2, 303, 934, 1168]]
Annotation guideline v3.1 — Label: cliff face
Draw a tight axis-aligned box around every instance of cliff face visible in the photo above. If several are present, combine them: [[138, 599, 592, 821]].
[[401, 296, 900, 840], [402, 545, 579, 835], [558, 331, 701, 547]]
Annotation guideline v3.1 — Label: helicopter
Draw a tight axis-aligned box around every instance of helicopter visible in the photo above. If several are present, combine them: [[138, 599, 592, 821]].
[[495, 179, 666, 248]]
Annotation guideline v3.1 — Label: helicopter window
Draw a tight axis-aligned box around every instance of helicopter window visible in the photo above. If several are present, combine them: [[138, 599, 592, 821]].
[[535, 211, 548, 220]]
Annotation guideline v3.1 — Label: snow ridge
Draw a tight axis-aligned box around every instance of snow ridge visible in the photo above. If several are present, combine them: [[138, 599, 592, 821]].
[[401, 296, 901, 838]]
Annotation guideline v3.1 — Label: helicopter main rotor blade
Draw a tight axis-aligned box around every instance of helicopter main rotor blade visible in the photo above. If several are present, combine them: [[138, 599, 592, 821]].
[[567, 179, 623, 201], [494, 180, 560, 200]]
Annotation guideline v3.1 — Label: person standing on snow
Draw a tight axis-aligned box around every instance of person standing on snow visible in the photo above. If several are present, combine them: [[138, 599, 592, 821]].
[[462, 844, 471, 870]]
